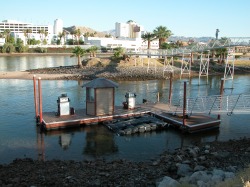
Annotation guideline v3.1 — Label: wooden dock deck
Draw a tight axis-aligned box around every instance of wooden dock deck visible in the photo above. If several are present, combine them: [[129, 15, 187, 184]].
[[42, 106, 150, 130], [41, 103, 221, 133]]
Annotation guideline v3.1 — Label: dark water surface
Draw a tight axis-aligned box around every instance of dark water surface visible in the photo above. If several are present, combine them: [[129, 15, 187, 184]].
[[0, 56, 250, 164]]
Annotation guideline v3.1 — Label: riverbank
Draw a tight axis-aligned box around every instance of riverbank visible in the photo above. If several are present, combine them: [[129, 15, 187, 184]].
[[1, 57, 250, 81], [1, 137, 250, 186]]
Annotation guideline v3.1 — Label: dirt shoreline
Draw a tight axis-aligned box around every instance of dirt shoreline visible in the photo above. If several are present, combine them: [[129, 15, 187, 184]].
[[1, 138, 250, 186], [0, 71, 75, 80]]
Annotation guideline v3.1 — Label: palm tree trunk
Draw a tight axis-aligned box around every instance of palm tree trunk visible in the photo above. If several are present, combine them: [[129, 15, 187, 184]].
[[78, 55, 83, 68]]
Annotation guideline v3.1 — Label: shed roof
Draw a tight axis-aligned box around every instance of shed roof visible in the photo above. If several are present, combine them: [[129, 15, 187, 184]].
[[82, 78, 118, 88]]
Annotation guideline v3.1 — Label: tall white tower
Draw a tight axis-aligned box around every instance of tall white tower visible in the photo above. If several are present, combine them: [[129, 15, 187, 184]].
[[54, 19, 63, 35]]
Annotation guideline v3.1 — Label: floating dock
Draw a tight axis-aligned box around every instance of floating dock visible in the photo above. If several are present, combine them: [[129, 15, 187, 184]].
[[34, 77, 220, 134], [41, 103, 221, 134], [42, 106, 150, 130]]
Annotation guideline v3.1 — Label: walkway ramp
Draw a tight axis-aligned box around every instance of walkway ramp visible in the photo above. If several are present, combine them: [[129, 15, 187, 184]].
[[170, 94, 250, 116]]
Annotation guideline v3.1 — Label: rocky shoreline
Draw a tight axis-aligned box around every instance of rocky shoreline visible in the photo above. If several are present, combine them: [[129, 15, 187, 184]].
[[27, 65, 177, 81], [26, 62, 250, 81], [1, 138, 250, 186]]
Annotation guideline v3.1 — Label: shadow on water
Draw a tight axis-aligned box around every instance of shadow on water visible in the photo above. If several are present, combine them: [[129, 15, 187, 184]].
[[36, 123, 220, 162]]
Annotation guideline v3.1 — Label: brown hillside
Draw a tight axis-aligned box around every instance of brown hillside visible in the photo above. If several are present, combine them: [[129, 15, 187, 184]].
[[64, 26, 106, 37]]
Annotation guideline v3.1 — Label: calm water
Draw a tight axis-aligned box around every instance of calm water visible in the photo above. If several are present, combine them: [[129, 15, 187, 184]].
[[0, 56, 250, 164], [0, 55, 76, 72]]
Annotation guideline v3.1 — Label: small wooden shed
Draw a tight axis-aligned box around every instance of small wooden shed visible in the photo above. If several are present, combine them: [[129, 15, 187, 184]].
[[82, 78, 118, 116]]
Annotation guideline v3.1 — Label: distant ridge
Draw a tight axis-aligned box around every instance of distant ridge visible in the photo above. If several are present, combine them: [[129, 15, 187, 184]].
[[64, 25, 213, 42], [63, 25, 108, 37]]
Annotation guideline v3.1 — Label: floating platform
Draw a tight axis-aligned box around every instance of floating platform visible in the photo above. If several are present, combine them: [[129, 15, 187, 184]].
[[42, 106, 150, 130], [41, 103, 221, 134]]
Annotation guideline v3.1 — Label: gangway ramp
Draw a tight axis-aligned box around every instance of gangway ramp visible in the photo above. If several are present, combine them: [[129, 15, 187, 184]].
[[170, 94, 250, 116]]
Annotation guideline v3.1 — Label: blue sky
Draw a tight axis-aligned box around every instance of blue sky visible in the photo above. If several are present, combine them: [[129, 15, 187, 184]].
[[1, 0, 250, 37]]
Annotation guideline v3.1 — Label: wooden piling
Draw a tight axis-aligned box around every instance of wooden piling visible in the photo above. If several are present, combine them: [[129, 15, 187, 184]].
[[38, 77, 43, 124], [33, 75, 38, 119], [169, 72, 173, 104], [183, 81, 187, 126]]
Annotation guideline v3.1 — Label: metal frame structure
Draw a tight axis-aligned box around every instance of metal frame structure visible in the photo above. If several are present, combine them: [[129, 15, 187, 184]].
[[147, 56, 157, 73], [223, 48, 235, 88], [180, 53, 191, 79], [198, 51, 210, 85], [170, 93, 250, 116], [163, 53, 174, 76]]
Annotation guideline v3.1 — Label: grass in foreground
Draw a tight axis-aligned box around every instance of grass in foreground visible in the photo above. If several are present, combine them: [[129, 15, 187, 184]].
[[215, 165, 250, 187]]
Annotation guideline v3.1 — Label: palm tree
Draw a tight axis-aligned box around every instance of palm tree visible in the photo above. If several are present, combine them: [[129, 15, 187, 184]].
[[3, 29, 11, 43], [75, 29, 81, 45], [113, 47, 124, 58], [62, 30, 66, 45], [90, 32, 97, 37], [57, 32, 63, 45], [23, 29, 32, 45], [215, 48, 228, 64], [87, 46, 98, 57], [84, 32, 90, 37], [153, 26, 173, 49], [70, 30, 76, 45], [23, 29, 28, 45], [37, 29, 45, 43], [71, 46, 86, 68], [141, 32, 155, 49]]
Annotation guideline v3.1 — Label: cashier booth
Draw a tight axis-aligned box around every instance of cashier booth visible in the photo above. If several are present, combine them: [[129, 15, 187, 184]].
[[83, 78, 118, 116]]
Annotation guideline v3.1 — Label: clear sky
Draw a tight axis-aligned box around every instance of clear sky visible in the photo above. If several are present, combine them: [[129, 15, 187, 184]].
[[1, 0, 249, 38]]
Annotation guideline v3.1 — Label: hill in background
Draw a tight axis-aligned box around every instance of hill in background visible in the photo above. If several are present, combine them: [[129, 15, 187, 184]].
[[64, 25, 213, 42], [64, 26, 110, 37]]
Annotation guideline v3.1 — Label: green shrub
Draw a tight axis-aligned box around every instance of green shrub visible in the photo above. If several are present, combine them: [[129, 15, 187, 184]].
[[35, 47, 47, 53], [15, 44, 28, 53], [2, 43, 15, 53]]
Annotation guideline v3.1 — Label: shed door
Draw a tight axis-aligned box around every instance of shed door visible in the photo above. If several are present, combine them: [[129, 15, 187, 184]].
[[96, 88, 113, 115]]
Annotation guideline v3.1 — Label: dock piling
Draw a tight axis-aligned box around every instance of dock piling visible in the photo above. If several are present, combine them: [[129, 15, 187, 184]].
[[38, 77, 43, 124], [168, 72, 173, 104], [33, 75, 38, 120], [183, 81, 187, 126]]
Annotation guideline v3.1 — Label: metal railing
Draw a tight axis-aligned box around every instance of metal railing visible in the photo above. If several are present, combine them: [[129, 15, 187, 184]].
[[168, 94, 250, 116]]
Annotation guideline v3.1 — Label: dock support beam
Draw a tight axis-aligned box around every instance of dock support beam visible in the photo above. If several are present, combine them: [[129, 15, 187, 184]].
[[168, 72, 173, 104], [38, 77, 43, 124], [33, 75, 38, 120], [183, 82, 187, 126]]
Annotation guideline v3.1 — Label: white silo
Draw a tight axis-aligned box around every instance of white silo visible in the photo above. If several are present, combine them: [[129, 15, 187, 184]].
[[54, 19, 63, 35]]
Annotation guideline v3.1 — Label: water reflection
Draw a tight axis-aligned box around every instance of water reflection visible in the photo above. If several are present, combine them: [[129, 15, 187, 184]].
[[59, 134, 73, 150], [0, 55, 76, 72], [83, 126, 118, 157], [35, 123, 221, 163]]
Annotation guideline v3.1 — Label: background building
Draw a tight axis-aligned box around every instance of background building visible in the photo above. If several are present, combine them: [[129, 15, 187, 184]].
[[115, 21, 144, 39], [0, 19, 57, 45], [0, 19, 159, 51], [54, 19, 63, 35], [85, 21, 158, 51]]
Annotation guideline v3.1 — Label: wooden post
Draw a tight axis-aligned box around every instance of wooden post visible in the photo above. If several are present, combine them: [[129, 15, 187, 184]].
[[33, 75, 38, 119], [168, 72, 173, 104], [38, 77, 43, 124], [183, 81, 187, 126], [157, 92, 160, 102], [218, 79, 224, 119]]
